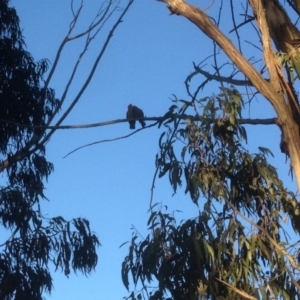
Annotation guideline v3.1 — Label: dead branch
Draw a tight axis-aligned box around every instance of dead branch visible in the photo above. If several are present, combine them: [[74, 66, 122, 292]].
[[44, 0, 134, 139], [0, 0, 134, 173], [63, 123, 157, 158], [192, 64, 252, 86], [0, 116, 277, 130]]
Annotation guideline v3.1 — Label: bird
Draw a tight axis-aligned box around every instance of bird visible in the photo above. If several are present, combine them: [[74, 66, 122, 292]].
[[126, 104, 146, 129]]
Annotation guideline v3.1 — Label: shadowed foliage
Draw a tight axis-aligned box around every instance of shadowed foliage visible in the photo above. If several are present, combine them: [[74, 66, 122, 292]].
[[121, 1, 300, 299], [0, 1, 100, 299]]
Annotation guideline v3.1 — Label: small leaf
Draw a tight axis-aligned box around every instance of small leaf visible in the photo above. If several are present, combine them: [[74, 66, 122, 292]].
[[121, 259, 130, 290], [158, 132, 166, 147], [258, 146, 274, 157], [119, 241, 129, 248]]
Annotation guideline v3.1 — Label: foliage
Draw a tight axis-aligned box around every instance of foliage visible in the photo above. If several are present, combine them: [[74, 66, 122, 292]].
[[120, 1, 300, 299], [0, 1, 100, 299], [122, 87, 300, 299]]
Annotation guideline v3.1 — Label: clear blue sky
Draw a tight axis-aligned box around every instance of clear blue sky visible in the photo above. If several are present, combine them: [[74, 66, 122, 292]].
[[9, 1, 297, 299]]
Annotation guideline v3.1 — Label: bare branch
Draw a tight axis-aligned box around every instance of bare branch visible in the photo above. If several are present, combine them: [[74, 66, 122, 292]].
[[46, 0, 116, 122], [192, 63, 253, 86], [67, 1, 116, 41], [229, 17, 254, 34], [43, 0, 134, 141], [0, 116, 277, 130], [45, 2, 83, 91], [229, 0, 242, 53], [63, 122, 157, 158], [161, 0, 279, 103], [0, 0, 134, 173], [50, 5, 118, 121], [159, 0, 300, 200]]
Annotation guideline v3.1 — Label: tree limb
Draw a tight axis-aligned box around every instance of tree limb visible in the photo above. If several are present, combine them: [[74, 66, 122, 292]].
[[0, 0, 134, 173], [159, 0, 300, 192], [63, 123, 157, 158], [192, 64, 253, 86], [0, 116, 277, 130]]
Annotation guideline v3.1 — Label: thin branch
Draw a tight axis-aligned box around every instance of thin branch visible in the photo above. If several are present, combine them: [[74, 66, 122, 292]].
[[212, 0, 225, 97], [229, 0, 242, 53], [239, 117, 277, 125], [42, 0, 134, 143], [0, 0, 134, 173], [160, 0, 283, 108], [67, 1, 117, 41], [150, 167, 159, 211], [45, 2, 83, 91], [0, 116, 277, 130], [229, 17, 254, 34], [63, 122, 157, 158], [46, 0, 115, 125], [185, 53, 217, 97], [193, 63, 253, 86], [52, 5, 117, 121]]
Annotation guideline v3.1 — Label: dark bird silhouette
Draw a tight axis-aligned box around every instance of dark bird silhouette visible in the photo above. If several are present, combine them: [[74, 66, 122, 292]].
[[126, 104, 146, 129]]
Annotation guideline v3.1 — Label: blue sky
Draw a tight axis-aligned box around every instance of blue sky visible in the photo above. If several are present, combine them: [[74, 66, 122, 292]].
[[8, 1, 297, 299]]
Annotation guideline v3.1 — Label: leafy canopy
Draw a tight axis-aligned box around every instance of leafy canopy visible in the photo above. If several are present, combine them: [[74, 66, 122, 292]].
[[0, 1, 100, 299], [120, 0, 300, 298], [122, 86, 299, 299]]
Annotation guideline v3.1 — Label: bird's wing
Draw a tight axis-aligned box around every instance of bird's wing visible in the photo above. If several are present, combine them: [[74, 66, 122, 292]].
[[133, 106, 144, 118]]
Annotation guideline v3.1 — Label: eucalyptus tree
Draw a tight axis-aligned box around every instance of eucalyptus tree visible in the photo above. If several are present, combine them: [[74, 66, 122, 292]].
[[122, 1, 300, 299], [0, 0, 133, 299]]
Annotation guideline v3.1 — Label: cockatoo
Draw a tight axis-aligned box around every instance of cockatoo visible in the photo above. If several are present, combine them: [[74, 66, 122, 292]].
[[126, 104, 146, 129]]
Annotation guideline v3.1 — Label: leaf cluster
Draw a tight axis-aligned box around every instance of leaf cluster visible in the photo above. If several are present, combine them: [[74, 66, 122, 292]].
[[0, 2, 100, 299], [0, 1, 59, 156], [122, 87, 300, 300]]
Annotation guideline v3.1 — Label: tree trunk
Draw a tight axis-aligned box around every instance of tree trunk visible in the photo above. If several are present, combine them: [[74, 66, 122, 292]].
[[160, 0, 300, 190]]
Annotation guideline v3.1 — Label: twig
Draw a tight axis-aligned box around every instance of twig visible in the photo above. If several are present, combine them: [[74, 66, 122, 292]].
[[63, 123, 153, 158], [193, 64, 253, 86], [0, 0, 135, 173], [42, 0, 134, 143]]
